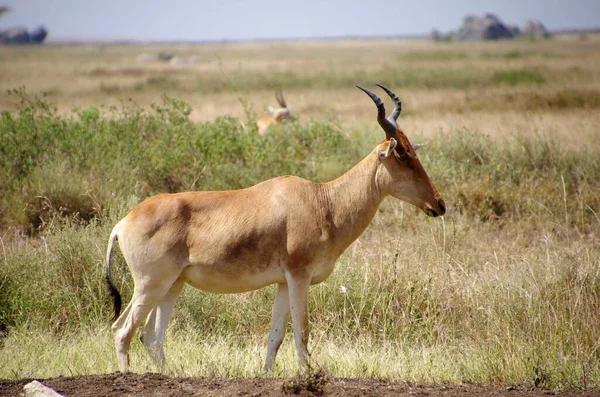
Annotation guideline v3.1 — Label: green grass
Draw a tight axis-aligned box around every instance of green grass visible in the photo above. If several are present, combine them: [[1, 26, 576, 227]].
[[479, 50, 560, 60], [455, 88, 600, 113], [2, 91, 598, 234], [0, 89, 359, 233], [490, 68, 546, 86], [177, 66, 550, 92], [3, 327, 596, 385], [2, 224, 599, 387], [80, 64, 558, 96], [0, 93, 599, 388]]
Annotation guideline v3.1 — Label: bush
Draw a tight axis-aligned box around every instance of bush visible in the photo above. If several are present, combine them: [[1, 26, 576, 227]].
[[0, 92, 360, 234]]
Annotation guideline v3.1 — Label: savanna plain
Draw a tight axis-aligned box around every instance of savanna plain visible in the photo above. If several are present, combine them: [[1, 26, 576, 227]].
[[1, 35, 600, 396]]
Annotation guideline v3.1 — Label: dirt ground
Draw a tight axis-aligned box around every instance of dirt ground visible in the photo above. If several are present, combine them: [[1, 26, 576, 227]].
[[1, 372, 596, 397]]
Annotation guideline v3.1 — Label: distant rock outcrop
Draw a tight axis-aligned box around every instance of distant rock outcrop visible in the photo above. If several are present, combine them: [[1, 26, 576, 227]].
[[456, 13, 514, 41], [508, 25, 522, 36], [0, 25, 48, 44], [29, 26, 48, 43], [524, 20, 550, 40], [432, 13, 552, 42], [0, 27, 29, 43]]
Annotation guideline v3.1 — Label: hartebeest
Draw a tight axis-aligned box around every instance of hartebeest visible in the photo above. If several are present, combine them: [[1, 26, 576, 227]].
[[256, 90, 293, 135], [105, 84, 446, 373]]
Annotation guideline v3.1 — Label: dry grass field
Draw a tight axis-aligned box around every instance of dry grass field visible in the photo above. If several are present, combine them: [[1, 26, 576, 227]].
[[1, 34, 600, 395], [2, 35, 600, 137]]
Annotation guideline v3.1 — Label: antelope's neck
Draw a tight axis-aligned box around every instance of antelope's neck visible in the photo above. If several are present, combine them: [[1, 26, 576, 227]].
[[318, 152, 384, 251]]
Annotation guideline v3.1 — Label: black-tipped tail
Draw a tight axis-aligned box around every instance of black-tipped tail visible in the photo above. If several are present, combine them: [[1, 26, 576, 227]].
[[105, 222, 122, 322], [105, 274, 122, 322]]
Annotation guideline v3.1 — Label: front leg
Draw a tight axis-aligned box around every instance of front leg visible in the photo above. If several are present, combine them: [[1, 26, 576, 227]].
[[264, 283, 290, 372], [285, 270, 312, 370]]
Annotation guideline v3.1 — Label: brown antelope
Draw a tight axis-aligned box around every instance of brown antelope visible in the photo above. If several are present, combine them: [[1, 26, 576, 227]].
[[256, 90, 293, 135], [105, 84, 446, 373]]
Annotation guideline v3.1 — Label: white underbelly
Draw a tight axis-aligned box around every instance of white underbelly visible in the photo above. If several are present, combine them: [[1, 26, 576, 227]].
[[181, 263, 285, 294]]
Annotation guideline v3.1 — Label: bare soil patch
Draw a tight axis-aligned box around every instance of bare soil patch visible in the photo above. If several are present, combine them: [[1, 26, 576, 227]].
[[0, 372, 595, 397]]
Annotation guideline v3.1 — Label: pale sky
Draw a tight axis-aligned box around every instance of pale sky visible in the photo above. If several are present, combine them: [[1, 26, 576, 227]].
[[1, 0, 599, 42]]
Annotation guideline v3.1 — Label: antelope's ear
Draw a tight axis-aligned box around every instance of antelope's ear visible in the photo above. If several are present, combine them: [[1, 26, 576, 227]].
[[377, 138, 397, 159], [412, 143, 425, 151], [268, 106, 276, 114]]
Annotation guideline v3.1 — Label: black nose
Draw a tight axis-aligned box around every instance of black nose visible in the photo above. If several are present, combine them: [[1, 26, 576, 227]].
[[438, 199, 446, 215], [425, 208, 439, 217]]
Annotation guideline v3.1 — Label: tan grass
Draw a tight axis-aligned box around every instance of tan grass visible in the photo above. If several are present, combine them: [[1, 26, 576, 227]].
[[1, 36, 599, 387], [2, 37, 600, 125]]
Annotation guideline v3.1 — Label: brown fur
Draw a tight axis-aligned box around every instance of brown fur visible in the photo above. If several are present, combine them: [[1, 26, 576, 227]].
[[105, 89, 445, 373], [256, 91, 294, 135]]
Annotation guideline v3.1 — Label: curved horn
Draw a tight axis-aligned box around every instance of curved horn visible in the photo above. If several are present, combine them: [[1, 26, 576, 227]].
[[275, 90, 287, 108], [356, 85, 396, 138], [375, 83, 401, 123]]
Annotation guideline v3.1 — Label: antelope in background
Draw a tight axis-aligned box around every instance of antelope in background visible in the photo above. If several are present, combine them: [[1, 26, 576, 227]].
[[105, 84, 446, 373], [256, 90, 294, 135]]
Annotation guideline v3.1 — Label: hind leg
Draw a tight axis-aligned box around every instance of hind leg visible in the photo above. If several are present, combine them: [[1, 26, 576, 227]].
[[112, 275, 180, 372], [142, 278, 185, 371], [111, 300, 133, 334]]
